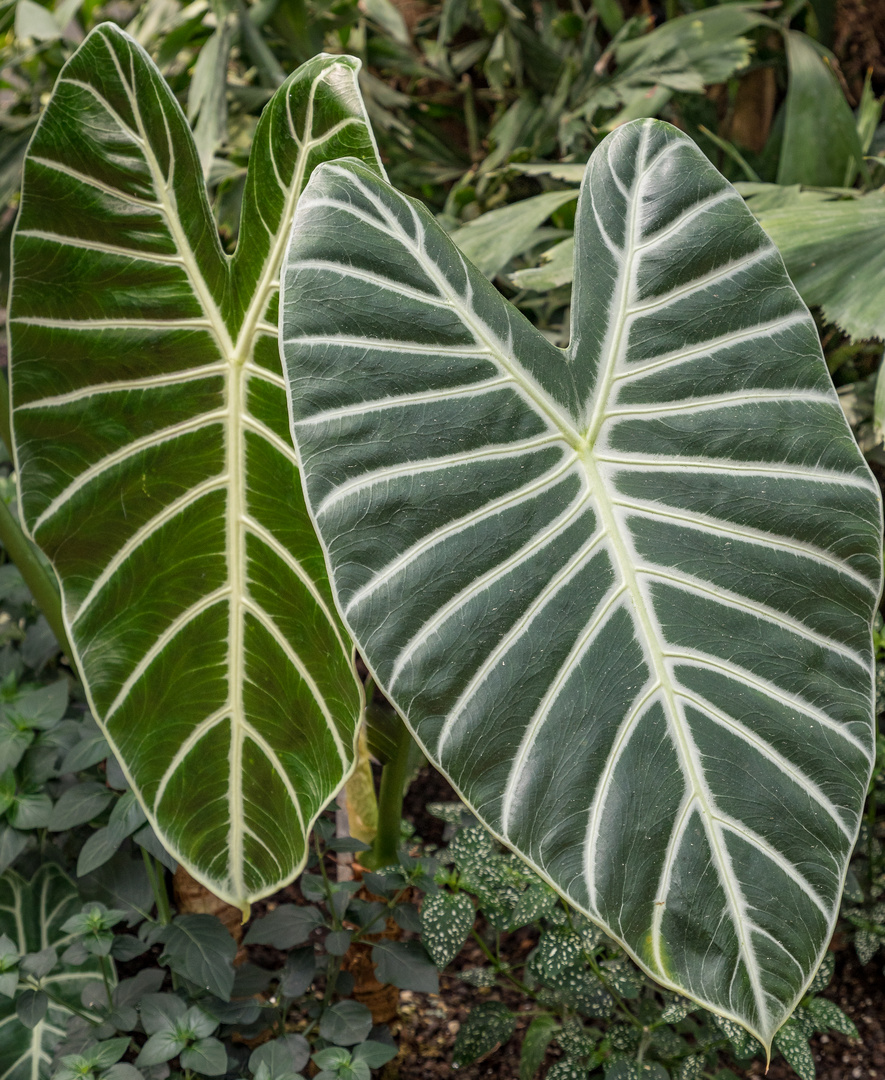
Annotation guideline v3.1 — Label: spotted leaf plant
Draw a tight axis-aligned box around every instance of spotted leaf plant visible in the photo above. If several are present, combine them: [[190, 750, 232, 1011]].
[[8, 25, 382, 908], [279, 121, 883, 1047]]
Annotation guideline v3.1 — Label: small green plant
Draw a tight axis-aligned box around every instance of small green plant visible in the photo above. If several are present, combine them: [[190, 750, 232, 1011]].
[[418, 804, 859, 1080]]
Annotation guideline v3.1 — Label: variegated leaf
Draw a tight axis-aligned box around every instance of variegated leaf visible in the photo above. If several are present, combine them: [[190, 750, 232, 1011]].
[[279, 120, 882, 1042], [9, 25, 380, 906]]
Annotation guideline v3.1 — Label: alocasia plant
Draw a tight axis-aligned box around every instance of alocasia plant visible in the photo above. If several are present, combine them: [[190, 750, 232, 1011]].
[[8, 25, 383, 906], [279, 121, 882, 1043]]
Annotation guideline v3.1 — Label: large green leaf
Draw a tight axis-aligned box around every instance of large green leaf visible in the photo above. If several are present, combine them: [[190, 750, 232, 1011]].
[[748, 190, 885, 342], [280, 119, 882, 1044], [0, 864, 106, 1079], [777, 31, 863, 188], [8, 25, 379, 906]]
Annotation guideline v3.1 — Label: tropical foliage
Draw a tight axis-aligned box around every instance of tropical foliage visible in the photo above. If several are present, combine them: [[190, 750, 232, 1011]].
[[0, 0, 881, 1078]]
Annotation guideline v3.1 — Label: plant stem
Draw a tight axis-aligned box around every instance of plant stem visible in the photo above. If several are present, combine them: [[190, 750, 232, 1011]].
[[469, 928, 533, 995], [352, 884, 411, 941], [98, 952, 114, 1005], [314, 833, 340, 929], [39, 984, 98, 1024], [0, 493, 72, 660], [142, 849, 172, 925], [367, 713, 414, 869]]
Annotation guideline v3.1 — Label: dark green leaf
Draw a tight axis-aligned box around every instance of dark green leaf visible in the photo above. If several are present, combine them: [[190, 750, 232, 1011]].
[[280, 946, 316, 997], [520, 1014, 559, 1080], [249, 1033, 311, 1075], [49, 782, 115, 831], [280, 119, 879, 1047], [90, 1037, 131, 1069], [244, 904, 323, 947], [180, 1036, 228, 1076], [778, 32, 863, 187], [324, 929, 352, 955], [372, 940, 439, 993], [452, 1001, 517, 1068], [136, 1031, 187, 1068], [352, 1040, 399, 1067], [60, 733, 111, 773], [7, 680, 68, 730], [159, 916, 236, 1000], [15, 988, 48, 1027], [319, 1000, 374, 1046], [9, 24, 381, 908]]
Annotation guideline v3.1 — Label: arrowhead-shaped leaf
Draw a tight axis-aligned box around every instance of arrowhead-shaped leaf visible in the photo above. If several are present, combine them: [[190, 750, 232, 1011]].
[[9, 25, 380, 905], [279, 120, 882, 1043]]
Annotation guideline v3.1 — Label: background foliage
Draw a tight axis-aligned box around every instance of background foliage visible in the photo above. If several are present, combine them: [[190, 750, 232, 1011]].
[[0, 0, 882, 1078]]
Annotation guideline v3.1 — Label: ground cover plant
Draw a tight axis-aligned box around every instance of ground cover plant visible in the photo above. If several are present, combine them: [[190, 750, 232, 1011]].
[[0, 1, 881, 1078]]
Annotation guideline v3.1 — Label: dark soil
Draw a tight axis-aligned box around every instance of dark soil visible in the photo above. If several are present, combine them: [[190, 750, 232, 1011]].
[[834, 0, 885, 101]]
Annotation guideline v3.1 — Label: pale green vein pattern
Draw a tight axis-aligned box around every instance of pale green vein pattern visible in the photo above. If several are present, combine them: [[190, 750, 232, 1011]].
[[0, 866, 106, 1080], [9, 25, 379, 905], [280, 120, 882, 1042]]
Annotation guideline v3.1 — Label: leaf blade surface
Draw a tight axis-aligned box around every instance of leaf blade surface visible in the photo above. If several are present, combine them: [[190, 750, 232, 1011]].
[[9, 25, 380, 905], [280, 119, 882, 1042]]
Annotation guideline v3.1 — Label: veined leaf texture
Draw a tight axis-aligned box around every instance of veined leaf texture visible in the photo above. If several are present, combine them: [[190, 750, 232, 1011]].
[[280, 121, 882, 1043], [9, 25, 381, 905]]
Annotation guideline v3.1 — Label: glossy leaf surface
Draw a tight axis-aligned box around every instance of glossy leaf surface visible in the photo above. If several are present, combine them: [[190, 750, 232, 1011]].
[[9, 25, 378, 905], [280, 120, 881, 1043], [0, 865, 106, 1079]]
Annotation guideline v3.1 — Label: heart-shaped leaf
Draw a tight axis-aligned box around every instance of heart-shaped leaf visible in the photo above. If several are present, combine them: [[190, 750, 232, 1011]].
[[9, 25, 380, 906], [279, 120, 881, 1043]]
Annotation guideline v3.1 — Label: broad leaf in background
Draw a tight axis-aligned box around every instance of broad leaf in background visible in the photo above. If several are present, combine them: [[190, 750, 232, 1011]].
[[777, 31, 864, 187], [187, 0, 236, 179], [574, 5, 772, 130], [280, 120, 881, 1044], [509, 236, 575, 292], [0, 864, 106, 1079], [747, 189, 885, 342], [451, 190, 576, 279], [9, 25, 380, 906]]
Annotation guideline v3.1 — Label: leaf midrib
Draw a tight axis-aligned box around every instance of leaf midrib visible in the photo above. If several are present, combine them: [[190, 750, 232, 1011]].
[[574, 129, 771, 1030], [380, 132, 774, 1031], [91, 35, 340, 899]]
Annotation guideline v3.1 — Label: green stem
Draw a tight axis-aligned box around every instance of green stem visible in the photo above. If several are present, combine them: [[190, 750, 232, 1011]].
[[366, 715, 414, 869], [142, 849, 172, 925], [0, 494, 73, 661], [562, 906, 641, 1028], [40, 984, 99, 1024], [469, 928, 533, 995], [98, 952, 114, 1005], [584, 950, 640, 1028], [461, 74, 481, 162]]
